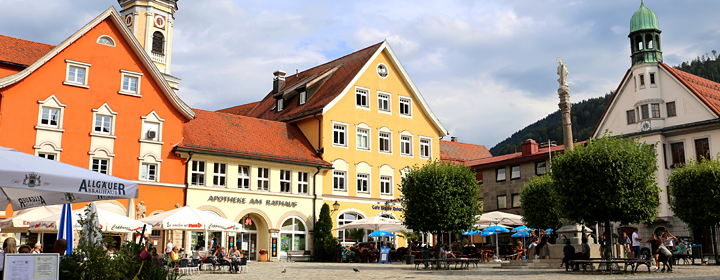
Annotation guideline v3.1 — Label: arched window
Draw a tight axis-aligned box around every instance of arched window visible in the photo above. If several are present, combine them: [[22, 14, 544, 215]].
[[337, 212, 365, 244], [97, 35, 115, 47], [645, 34, 654, 49], [280, 217, 307, 254], [635, 36, 643, 51], [152, 31, 164, 54]]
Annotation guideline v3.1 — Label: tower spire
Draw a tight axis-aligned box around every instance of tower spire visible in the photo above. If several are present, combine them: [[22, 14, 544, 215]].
[[629, 0, 662, 66]]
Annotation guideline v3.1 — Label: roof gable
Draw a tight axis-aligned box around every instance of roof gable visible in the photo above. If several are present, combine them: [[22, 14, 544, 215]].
[[0, 7, 194, 120], [0, 35, 54, 68], [178, 109, 331, 167]]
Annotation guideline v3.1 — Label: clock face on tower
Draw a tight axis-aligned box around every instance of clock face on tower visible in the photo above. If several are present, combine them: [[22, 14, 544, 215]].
[[641, 121, 651, 132], [154, 14, 166, 29]]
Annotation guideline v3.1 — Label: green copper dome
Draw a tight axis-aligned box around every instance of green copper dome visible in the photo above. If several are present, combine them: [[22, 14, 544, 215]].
[[630, 1, 660, 33]]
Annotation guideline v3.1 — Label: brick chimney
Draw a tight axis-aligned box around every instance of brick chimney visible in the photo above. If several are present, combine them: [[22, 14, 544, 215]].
[[273, 70, 286, 95], [521, 139, 538, 156], [451, 136, 458, 142]]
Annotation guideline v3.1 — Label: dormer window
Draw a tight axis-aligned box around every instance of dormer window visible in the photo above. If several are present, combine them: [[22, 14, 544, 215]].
[[299, 91, 307, 105], [277, 99, 284, 112]]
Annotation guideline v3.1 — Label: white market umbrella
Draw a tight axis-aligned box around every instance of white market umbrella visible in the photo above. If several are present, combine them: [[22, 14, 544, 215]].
[[29, 206, 151, 233], [0, 205, 62, 233], [83, 202, 102, 246], [476, 211, 524, 226], [0, 147, 139, 210], [332, 215, 407, 232], [139, 206, 244, 251]]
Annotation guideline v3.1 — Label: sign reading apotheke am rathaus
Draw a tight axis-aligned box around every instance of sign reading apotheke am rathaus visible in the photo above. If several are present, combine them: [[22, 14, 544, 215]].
[[207, 195, 298, 208]]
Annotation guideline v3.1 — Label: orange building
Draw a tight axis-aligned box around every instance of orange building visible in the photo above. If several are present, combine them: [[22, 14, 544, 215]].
[[0, 7, 194, 246]]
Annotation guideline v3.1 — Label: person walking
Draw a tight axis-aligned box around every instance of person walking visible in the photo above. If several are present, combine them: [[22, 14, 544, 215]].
[[647, 234, 661, 272], [622, 232, 631, 258], [165, 239, 173, 257], [632, 229, 642, 259]]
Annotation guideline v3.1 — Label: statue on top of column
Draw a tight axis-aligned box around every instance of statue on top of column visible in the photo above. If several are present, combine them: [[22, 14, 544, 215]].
[[557, 57, 569, 88]]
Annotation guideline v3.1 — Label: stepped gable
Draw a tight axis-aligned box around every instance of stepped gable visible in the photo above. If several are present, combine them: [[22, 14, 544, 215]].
[[178, 109, 331, 167], [217, 101, 260, 116], [439, 140, 492, 164], [660, 63, 720, 116], [245, 42, 384, 121], [0, 34, 55, 67]]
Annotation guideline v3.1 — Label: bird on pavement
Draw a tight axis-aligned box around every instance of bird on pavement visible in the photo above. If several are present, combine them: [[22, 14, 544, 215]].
[[281, 269, 286, 273], [353, 268, 359, 272]]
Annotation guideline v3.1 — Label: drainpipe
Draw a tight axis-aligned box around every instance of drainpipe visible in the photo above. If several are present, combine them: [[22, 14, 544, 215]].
[[184, 151, 194, 207], [312, 113, 323, 231]]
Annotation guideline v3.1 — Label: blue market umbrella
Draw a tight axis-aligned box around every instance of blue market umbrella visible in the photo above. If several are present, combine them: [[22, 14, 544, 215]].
[[483, 226, 509, 261], [480, 231, 496, 237], [511, 232, 530, 238], [545, 228, 554, 234], [368, 230, 394, 237], [57, 203, 73, 254], [462, 230, 480, 236], [512, 226, 535, 233]]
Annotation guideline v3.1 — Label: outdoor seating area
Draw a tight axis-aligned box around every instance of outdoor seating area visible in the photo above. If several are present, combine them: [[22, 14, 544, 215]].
[[567, 259, 653, 275]]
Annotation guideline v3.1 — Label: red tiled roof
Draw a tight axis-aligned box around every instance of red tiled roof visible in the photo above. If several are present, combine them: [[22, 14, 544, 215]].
[[216, 102, 260, 116], [467, 141, 586, 169], [177, 109, 331, 167], [439, 140, 492, 164], [0, 34, 54, 67], [245, 42, 384, 121], [660, 63, 720, 116]]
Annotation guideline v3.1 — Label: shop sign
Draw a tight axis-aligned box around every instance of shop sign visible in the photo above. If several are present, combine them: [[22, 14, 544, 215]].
[[207, 195, 298, 208], [372, 205, 403, 212]]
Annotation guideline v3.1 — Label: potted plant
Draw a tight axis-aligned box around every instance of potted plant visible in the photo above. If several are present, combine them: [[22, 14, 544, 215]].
[[398, 230, 419, 264], [259, 249, 268, 262], [239, 250, 246, 258]]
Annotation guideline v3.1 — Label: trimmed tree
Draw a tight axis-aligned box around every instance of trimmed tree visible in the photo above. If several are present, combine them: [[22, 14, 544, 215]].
[[668, 157, 720, 263], [314, 203, 339, 261], [520, 175, 563, 231], [401, 160, 482, 259], [551, 135, 660, 260]]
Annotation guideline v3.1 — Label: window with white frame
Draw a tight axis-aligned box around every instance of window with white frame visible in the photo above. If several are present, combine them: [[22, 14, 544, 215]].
[[65, 60, 90, 87], [140, 163, 157, 181], [510, 165, 521, 179], [297, 172, 308, 194], [299, 91, 307, 105], [337, 212, 365, 244], [356, 128, 369, 150], [94, 115, 112, 134], [333, 124, 347, 147], [378, 93, 390, 112], [213, 163, 227, 187], [651, 103, 661, 118], [380, 176, 392, 195], [97, 35, 115, 47], [399, 97, 411, 116], [401, 135, 412, 156], [38, 153, 57, 161], [356, 87, 369, 108], [280, 170, 291, 193], [91, 158, 109, 174], [238, 165, 250, 189], [191, 160, 205, 186], [258, 167, 269, 191], [379, 132, 391, 153], [356, 173, 369, 193], [277, 99, 284, 112], [333, 171, 346, 191], [40, 107, 60, 128], [119, 70, 142, 96], [496, 167, 506, 181], [420, 138, 431, 158]]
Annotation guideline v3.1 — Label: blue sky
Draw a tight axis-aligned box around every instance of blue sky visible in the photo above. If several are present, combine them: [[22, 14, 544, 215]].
[[1, 0, 718, 149]]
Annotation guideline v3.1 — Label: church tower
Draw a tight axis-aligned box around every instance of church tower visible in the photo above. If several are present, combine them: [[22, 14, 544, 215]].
[[629, 0, 662, 66], [118, 0, 180, 90]]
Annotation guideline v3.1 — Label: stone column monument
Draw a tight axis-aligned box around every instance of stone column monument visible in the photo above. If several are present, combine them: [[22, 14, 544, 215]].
[[557, 57, 574, 151]]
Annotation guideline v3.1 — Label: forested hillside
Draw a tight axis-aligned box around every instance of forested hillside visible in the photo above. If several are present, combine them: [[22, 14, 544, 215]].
[[489, 93, 612, 156], [489, 51, 720, 156]]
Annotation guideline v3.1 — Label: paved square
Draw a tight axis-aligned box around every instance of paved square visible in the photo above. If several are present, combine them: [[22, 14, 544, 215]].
[[182, 261, 720, 279]]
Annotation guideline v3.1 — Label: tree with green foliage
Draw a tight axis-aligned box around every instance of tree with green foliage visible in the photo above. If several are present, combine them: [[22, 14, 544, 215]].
[[519, 175, 563, 231], [668, 157, 720, 263], [551, 135, 660, 260], [314, 203, 339, 262], [347, 229, 366, 245], [401, 160, 482, 259]]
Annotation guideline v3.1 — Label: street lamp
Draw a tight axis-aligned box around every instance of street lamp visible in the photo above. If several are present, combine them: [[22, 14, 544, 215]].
[[330, 201, 340, 214]]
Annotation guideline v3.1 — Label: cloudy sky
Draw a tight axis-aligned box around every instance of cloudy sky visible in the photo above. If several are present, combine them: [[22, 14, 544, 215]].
[[1, 0, 719, 149]]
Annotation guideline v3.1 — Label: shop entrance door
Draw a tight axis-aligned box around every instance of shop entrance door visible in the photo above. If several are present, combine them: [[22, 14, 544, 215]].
[[239, 233, 257, 260]]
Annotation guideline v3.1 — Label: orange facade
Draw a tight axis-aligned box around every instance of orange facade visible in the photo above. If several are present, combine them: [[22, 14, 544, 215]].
[[0, 18, 188, 216]]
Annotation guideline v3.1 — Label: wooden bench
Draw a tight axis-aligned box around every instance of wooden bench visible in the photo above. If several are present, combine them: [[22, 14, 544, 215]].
[[568, 259, 652, 275], [287, 250, 313, 262]]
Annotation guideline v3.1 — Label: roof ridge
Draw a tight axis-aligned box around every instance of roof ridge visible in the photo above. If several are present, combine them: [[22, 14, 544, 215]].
[[0, 34, 55, 48], [286, 41, 384, 80]]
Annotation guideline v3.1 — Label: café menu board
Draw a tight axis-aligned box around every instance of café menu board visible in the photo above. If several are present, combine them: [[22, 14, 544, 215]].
[[3, 253, 59, 280]]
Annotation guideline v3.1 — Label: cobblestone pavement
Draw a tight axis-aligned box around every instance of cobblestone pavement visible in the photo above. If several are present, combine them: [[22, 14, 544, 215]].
[[181, 261, 720, 280]]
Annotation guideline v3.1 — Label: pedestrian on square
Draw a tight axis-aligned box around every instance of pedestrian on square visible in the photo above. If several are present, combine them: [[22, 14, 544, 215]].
[[165, 239, 173, 257], [647, 234, 661, 272], [559, 240, 575, 269], [632, 229, 642, 259], [622, 232, 631, 258]]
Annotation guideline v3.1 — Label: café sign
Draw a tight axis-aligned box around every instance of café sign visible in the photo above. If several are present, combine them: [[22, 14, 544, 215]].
[[207, 195, 297, 208]]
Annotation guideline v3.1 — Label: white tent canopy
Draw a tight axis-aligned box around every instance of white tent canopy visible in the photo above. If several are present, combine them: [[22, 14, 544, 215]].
[[333, 215, 407, 232], [0, 205, 62, 233], [139, 206, 244, 251], [28, 206, 151, 233], [0, 147, 139, 210], [476, 211, 524, 226]]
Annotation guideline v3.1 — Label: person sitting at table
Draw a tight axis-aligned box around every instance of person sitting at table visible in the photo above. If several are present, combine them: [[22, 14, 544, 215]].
[[217, 247, 238, 273], [151, 247, 159, 258], [32, 243, 42, 254], [444, 244, 456, 259], [18, 245, 31, 253], [370, 244, 379, 253], [559, 240, 575, 269], [358, 244, 368, 253], [167, 246, 181, 267], [572, 238, 591, 271], [514, 240, 525, 260]]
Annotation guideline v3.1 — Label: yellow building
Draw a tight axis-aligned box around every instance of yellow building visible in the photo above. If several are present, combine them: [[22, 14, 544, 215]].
[[222, 41, 448, 248]]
